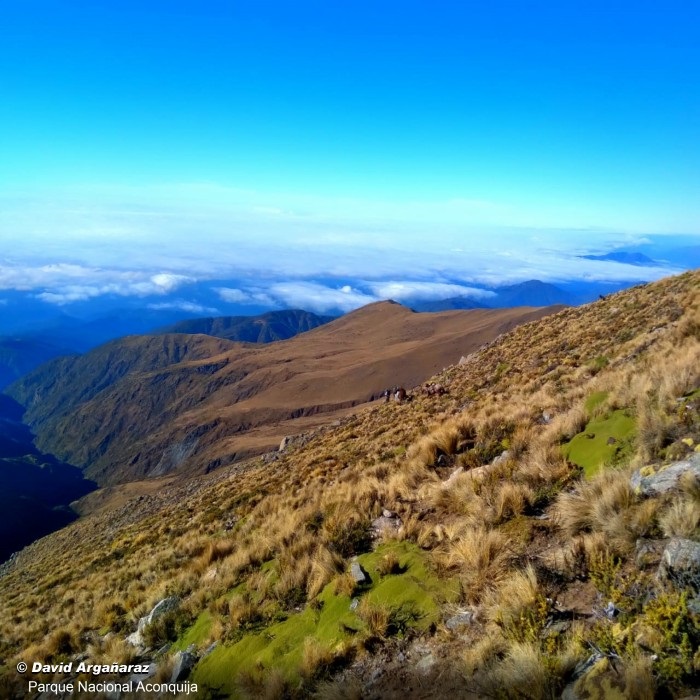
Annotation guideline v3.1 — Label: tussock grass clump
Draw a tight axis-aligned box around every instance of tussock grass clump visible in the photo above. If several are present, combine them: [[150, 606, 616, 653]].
[[356, 598, 390, 638], [555, 468, 637, 550], [333, 572, 357, 598], [658, 496, 700, 538], [376, 551, 403, 576], [439, 527, 511, 601]]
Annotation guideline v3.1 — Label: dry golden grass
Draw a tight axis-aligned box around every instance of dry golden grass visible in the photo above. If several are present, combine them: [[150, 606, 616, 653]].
[[484, 565, 540, 627], [356, 598, 390, 638], [658, 496, 700, 538]]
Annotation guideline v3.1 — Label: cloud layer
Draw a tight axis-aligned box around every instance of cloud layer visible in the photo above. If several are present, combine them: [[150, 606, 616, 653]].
[[0, 186, 687, 315]]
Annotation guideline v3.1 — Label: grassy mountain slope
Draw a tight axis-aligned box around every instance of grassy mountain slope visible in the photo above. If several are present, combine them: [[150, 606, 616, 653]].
[[1, 273, 699, 698], [157, 309, 333, 343], [7, 303, 557, 485], [0, 337, 75, 390]]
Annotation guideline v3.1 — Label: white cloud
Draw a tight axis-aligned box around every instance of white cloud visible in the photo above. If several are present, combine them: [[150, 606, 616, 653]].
[[147, 300, 219, 315], [0, 262, 192, 305], [369, 281, 497, 302], [266, 282, 377, 314], [216, 287, 253, 304], [215, 287, 276, 307]]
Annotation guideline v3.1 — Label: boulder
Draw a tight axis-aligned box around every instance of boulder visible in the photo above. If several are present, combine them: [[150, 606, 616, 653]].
[[635, 538, 667, 568], [441, 467, 464, 489], [146, 596, 180, 626], [170, 650, 197, 683], [631, 453, 700, 497], [658, 538, 700, 591], [491, 450, 510, 466]]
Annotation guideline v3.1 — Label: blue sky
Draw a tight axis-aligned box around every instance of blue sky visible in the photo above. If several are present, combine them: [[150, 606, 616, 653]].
[[1, 1, 699, 311]]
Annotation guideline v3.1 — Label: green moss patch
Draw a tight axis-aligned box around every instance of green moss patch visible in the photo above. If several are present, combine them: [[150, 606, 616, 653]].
[[563, 409, 635, 477], [172, 610, 213, 651], [584, 391, 609, 415], [192, 541, 456, 696]]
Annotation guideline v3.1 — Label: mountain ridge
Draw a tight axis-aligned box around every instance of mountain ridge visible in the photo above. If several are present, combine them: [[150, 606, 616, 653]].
[[8, 302, 562, 485]]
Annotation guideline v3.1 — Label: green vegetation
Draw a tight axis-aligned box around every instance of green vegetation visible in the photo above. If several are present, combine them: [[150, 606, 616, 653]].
[[193, 541, 456, 695], [172, 611, 213, 652], [563, 409, 636, 477], [584, 390, 609, 415]]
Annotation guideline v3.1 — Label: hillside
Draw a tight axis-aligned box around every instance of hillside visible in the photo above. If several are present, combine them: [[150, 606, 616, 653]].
[[0, 337, 75, 390], [157, 309, 333, 343], [1, 273, 699, 698], [7, 303, 558, 485]]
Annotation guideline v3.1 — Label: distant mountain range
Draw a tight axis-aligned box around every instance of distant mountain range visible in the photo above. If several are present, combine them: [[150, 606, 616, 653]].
[[579, 251, 658, 266], [408, 279, 630, 312]]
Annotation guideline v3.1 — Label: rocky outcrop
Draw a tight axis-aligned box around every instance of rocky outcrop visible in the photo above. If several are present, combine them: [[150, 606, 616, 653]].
[[658, 538, 700, 591], [631, 453, 700, 497], [126, 596, 180, 649], [350, 560, 370, 585]]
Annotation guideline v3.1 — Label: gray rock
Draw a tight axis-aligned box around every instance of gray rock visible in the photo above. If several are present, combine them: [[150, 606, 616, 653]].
[[350, 561, 369, 585], [561, 654, 605, 700], [603, 601, 620, 619], [441, 467, 464, 489], [635, 538, 667, 568], [202, 641, 219, 658], [491, 450, 510, 466], [370, 514, 401, 539], [350, 597, 359, 611], [445, 611, 474, 631], [658, 538, 700, 591], [542, 620, 571, 638], [382, 509, 394, 519], [279, 436, 292, 452], [631, 453, 700, 497], [170, 650, 197, 683], [126, 596, 180, 648], [155, 643, 171, 657], [147, 596, 180, 626], [416, 653, 435, 673]]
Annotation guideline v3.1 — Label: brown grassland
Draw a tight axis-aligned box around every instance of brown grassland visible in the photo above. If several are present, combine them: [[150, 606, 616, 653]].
[[1, 271, 700, 698]]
